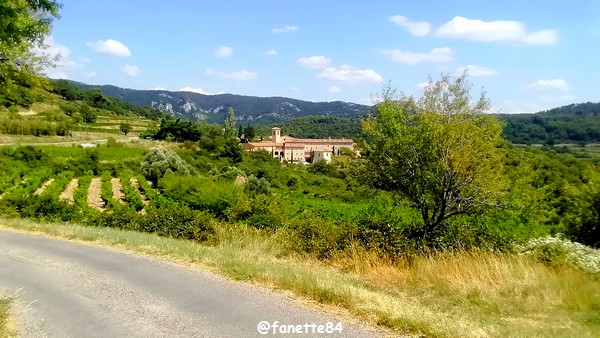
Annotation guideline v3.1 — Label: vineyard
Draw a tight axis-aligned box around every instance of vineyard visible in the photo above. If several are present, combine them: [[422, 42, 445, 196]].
[[0, 170, 157, 214]]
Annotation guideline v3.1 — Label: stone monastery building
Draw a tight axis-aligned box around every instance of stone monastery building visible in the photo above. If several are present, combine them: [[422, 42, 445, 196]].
[[244, 127, 354, 164]]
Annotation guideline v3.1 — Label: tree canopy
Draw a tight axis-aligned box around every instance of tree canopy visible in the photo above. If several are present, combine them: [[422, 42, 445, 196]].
[[360, 74, 509, 241], [0, 0, 62, 106]]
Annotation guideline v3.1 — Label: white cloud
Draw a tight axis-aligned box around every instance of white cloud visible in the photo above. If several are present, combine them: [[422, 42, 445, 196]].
[[328, 86, 342, 93], [526, 79, 569, 92], [151, 87, 167, 90], [456, 65, 498, 76], [122, 64, 141, 76], [178, 86, 225, 95], [297, 56, 332, 69], [379, 47, 453, 65], [435, 16, 558, 45], [317, 65, 383, 83], [272, 25, 299, 33], [35, 36, 87, 78], [265, 49, 278, 56], [289, 86, 301, 92], [46, 69, 68, 79], [389, 15, 431, 37], [416, 82, 430, 89], [205, 68, 258, 81], [213, 46, 233, 58], [86, 39, 132, 57], [500, 100, 545, 114], [521, 30, 558, 45], [84, 71, 97, 78]]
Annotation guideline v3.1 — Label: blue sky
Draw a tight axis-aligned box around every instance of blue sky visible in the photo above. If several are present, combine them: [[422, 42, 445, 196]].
[[45, 0, 600, 113]]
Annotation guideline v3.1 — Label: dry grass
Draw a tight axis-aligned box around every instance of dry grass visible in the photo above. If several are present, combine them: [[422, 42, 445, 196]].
[[1, 218, 599, 337], [0, 297, 15, 338]]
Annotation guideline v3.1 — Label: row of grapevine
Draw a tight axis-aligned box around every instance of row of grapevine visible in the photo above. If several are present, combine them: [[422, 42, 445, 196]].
[[40, 171, 75, 200], [119, 173, 145, 212], [135, 175, 175, 208], [73, 173, 96, 214], [0, 170, 163, 215], [100, 171, 121, 210]]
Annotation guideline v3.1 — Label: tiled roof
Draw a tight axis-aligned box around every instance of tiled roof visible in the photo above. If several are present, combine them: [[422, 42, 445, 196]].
[[281, 135, 353, 144], [248, 142, 281, 147]]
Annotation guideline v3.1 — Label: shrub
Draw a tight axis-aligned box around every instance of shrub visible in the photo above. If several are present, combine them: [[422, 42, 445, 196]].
[[141, 148, 193, 186], [137, 207, 217, 243], [520, 235, 600, 273], [288, 211, 356, 259], [106, 137, 119, 148], [244, 175, 271, 196], [356, 217, 406, 258], [159, 174, 243, 218]]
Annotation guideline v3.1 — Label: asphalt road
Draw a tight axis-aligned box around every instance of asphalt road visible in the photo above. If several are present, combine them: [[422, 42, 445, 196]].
[[0, 230, 380, 337]]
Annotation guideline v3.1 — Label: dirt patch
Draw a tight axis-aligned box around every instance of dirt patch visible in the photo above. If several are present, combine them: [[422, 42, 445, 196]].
[[129, 177, 150, 206], [34, 179, 54, 196], [59, 179, 79, 204], [87, 178, 105, 211], [111, 178, 126, 204]]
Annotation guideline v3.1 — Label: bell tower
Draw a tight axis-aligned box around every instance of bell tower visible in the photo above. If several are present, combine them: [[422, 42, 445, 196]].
[[271, 127, 281, 143]]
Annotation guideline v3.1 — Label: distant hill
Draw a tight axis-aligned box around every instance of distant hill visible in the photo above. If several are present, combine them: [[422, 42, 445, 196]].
[[57, 80, 600, 145], [499, 102, 600, 144], [65, 81, 371, 124], [265, 102, 600, 145]]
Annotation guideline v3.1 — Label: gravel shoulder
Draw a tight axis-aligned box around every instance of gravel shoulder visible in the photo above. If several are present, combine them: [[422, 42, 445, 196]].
[[0, 229, 381, 338]]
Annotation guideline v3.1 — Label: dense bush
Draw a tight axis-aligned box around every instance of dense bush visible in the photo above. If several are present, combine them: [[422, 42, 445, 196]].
[[87, 206, 216, 243], [520, 235, 600, 273], [141, 147, 193, 186]]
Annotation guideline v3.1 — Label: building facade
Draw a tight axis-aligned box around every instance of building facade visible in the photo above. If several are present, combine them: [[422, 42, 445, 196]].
[[244, 127, 354, 164]]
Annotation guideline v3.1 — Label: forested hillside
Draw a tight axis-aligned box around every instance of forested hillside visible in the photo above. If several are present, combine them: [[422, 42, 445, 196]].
[[270, 102, 600, 145], [280, 116, 362, 139], [500, 102, 600, 144], [66, 81, 370, 124], [50, 80, 165, 120]]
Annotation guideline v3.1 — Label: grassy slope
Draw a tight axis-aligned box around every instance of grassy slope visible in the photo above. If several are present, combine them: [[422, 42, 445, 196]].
[[1, 218, 598, 338], [0, 93, 155, 141]]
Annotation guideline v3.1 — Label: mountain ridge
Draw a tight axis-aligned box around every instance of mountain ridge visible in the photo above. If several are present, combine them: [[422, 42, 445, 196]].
[[65, 81, 371, 124]]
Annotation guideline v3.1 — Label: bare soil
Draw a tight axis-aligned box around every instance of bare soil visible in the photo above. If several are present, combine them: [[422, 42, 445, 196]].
[[111, 178, 126, 204], [87, 178, 105, 211], [34, 179, 54, 196], [59, 179, 79, 204]]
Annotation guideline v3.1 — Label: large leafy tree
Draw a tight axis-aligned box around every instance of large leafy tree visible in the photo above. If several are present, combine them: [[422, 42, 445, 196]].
[[0, 0, 62, 106], [141, 148, 193, 186], [360, 74, 509, 239]]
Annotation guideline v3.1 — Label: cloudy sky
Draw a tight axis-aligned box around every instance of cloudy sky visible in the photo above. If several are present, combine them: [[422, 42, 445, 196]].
[[45, 0, 600, 113]]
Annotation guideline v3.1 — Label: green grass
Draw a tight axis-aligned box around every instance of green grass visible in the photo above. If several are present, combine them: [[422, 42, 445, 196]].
[[34, 144, 147, 162], [1, 217, 599, 337]]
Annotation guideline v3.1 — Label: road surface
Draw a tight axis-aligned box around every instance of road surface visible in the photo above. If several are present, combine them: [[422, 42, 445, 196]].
[[0, 229, 380, 337]]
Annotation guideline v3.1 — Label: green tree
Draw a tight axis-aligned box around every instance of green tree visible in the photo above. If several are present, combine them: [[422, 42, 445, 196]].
[[141, 148, 193, 186], [222, 137, 243, 163], [224, 107, 236, 137], [80, 105, 96, 123], [0, 0, 62, 106], [243, 125, 256, 141], [360, 74, 509, 241], [119, 123, 131, 135]]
